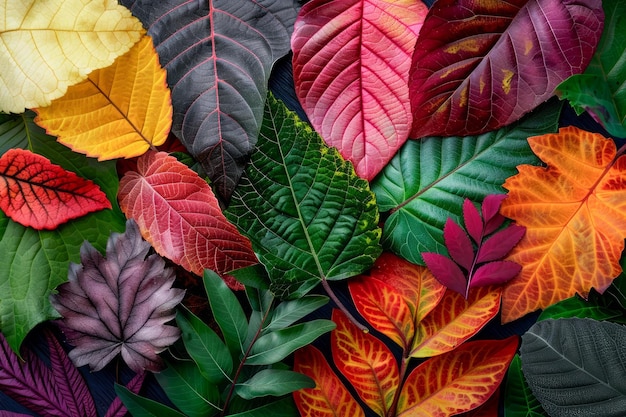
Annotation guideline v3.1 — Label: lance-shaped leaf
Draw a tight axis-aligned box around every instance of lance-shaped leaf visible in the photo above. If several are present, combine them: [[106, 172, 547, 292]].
[[521, 318, 626, 416], [371, 101, 559, 266], [119, 0, 298, 201], [50, 220, 185, 372], [557, 0, 626, 139], [331, 309, 399, 417], [34, 35, 171, 161], [397, 337, 518, 417], [118, 150, 257, 284], [0, 0, 144, 113], [0, 149, 111, 230], [408, 0, 603, 138], [294, 345, 365, 417], [500, 127, 626, 322], [292, 0, 427, 180], [226, 94, 381, 299]]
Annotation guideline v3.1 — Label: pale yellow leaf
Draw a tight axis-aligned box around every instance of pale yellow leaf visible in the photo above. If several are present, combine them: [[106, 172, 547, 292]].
[[0, 0, 144, 113]]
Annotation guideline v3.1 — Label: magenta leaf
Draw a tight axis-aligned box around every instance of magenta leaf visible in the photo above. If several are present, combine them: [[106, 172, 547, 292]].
[[50, 220, 185, 373], [443, 218, 474, 271], [422, 252, 468, 297], [104, 372, 146, 417], [476, 224, 526, 264], [463, 198, 483, 244], [481, 194, 507, 224], [471, 261, 522, 287]]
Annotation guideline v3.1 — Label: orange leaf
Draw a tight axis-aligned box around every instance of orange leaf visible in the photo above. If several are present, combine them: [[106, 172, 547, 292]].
[[397, 337, 518, 417], [331, 309, 399, 417], [500, 126, 626, 322], [293, 345, 365, 417], [35, 35, 171, 161], [410, 287, 502, 358]]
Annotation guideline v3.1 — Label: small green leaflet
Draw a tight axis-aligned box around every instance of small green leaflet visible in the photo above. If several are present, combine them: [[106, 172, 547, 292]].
[[226, 93, 382, 298]]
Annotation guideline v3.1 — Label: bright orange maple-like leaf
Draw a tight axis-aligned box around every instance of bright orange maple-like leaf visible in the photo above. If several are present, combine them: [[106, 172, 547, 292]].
[[500, 126, 626, 322]]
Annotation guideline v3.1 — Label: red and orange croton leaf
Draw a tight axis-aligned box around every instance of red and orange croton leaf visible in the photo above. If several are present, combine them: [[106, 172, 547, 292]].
[[0, 148, 111, 230], [397, 337, 518, 417], [500, 126, 626, 322], [118, 151, 257, 287], [294, 345, 365, 417]]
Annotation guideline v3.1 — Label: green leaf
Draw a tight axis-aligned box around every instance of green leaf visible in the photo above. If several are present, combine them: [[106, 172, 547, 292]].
[[265, 295, 329, 332], [603, 255, 626, 311], [227, 397, 298, 417], [225, 93, 382, 299], [520, 318, 626, 417], [155, 359, 221, 417], [235, 369, 314, 400], [115, 384, 187, 417], [246, 319, 336, 365], [231, 264, 271, 291], [176, 307, 233, 384], [371, 101, 561, 265], [503, 355, 548, 417], [556, 0, 626, 138], [538, 292, 624, 322], [204, 269, 249, 356]]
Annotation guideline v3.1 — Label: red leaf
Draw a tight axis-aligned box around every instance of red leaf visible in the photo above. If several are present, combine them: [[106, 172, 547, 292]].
[[409, 0, 604, 138], [471, 261, 522, 287], [0, 149, 111, 230], [463, 199, 483, 244], [422, 252, 468, 297], [443, 217, 474, 270], [118, 151, 257, 284], [476, 224, 526, 263], [482, 194, 507, 235]]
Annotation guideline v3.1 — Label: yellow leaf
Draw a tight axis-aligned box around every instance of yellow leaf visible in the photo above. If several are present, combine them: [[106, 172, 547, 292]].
[[0, 0, 144, 113], [35, 36, 171, 160], [500, 127, 626, 322]]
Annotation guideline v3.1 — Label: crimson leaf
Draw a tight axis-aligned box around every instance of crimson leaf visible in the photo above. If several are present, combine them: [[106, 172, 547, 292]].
[[50, 220, 185, 372]]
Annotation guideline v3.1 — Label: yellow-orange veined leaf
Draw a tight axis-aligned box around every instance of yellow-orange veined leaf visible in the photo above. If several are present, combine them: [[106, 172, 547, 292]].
[[397, 337, 518, 417], [35, 35, 171, 160], [500, 127, 626, 322], [331, 309, 399, 417], [410, 287, 502, 358], [293, 345, 365, 417], [0, 0, 144, 113]]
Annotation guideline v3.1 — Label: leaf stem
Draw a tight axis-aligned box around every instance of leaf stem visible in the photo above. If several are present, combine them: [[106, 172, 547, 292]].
[[320, 278, 369, 333]]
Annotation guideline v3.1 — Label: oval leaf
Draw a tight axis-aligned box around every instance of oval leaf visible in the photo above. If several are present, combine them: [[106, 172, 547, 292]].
[[463, 199, 484, 244], [471, 261, 522, 288], [443, 217, 475, 270], [475, 224, 526, 263], [235, 369, 314, 400], [409, 0, 603, 138]]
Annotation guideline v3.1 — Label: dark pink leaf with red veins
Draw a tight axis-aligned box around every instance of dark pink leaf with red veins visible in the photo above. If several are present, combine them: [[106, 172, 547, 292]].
[[443, 218, 474, 271], [0, 149, 111, 230], [476, 224, 526, 264], [118, 151, 257, 283], [422, 252, 467, 297], [409, 0, 604, 138], [463, 199, 483, 244], [292, 0, 427, 180], [471, 261, 522, 288]]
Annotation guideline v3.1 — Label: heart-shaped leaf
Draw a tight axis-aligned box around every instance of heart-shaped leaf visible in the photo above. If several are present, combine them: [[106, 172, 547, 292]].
[[409, 0, 604, 138]]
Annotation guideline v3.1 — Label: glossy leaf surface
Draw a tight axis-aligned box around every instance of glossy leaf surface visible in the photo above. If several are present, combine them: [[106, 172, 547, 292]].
[[119, 0, 298, 200], [409, 0, 603, 138], [292, 0, 427, 180], [34, 36, 171, 160], [501, 127, 626, 322], [226, 94, 381, 298]]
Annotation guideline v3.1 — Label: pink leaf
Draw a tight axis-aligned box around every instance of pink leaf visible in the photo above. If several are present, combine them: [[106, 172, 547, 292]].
[[476, 224, 526, 263], [104, 372, 146, 417], [422, 252, 468, 297], [463, 199, 483, 244], [443, 217, 474, 271], [470, 261, 522, 288]]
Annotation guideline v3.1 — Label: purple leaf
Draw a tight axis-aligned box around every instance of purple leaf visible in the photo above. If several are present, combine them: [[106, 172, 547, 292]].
[[463, 198, 483, 244], [476, 224, 526, 264], [470, 261, 522, 288], [422, 252, 468, 297], [50, 220, 185, 373], [0, 412, 35, 416], [104, 372, 146, 417], [443, 218, 475, 271]]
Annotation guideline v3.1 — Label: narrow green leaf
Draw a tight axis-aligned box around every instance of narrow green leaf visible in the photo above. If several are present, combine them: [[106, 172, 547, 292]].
[[246, 319, 336, 365], [265, 295, 329, 332], [235, 369, 314, 400], [114, 384, 187, 417], [503, 355, 548, 417], [227, 397, 298, 417], [176, 307, 233, 384], [371, 101, 560, 265], [226, 93, 382, 299], [203, 269, 249, 356]]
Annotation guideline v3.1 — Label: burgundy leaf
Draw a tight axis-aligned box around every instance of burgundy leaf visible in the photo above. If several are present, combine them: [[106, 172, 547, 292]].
[[463, 199, 483, 244], [470, 261, 522, 288], [443, 217, 475, 271], [481, 194, 507, 224], [50, 220, 185, 373], [422, 252, 468, 297], [476, 224, 526, 264], [104, 372, 146, 417]]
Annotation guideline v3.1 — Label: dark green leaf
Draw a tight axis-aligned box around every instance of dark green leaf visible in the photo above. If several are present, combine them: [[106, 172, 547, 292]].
[[265, 295, 329, 332], [231, 264, 271, 291], [538, 293, 624, 322], [235, 369, 314, 400], [371, 101, 560, 265], [227, 397, 298, 417], [503, 355, 548, 417], [521, 318, 626, 417], [226, 94, 381, 298], [114, 384, 186, 417]]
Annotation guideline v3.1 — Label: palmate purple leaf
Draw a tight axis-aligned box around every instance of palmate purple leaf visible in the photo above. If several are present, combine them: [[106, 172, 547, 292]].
[[50, 220, 185, 373]]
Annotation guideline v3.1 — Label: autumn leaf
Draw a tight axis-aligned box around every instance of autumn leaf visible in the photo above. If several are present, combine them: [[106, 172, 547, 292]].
[[118, 151, 258, 285], [292, 0, 427, 180], [0, 0, 144, 113], [0, 148, 111, 230], [50, 220, 185, 372], [501, 126, 626, 322], [34, 36, 171, 160]]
